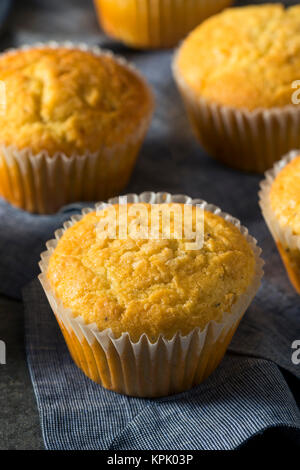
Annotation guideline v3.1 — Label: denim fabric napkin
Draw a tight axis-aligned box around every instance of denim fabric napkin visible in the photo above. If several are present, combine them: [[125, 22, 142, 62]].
[[23, 279, 300, 451], [0, 41, 299, 450]]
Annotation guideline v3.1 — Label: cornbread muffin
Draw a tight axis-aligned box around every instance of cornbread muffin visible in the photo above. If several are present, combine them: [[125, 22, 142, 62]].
[[47, 204, 256, 341], [94, 0, 233, 49], [265, 155, 300, 293], [173, 4, 300, 172], [0, 44, 153, 213], [41, 194, 263, 396], [270, 156, 300, 236], [0, 47, 151, 154], [176, 4, 300, 111]]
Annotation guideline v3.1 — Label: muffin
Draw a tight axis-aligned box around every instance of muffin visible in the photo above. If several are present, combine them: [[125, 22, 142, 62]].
[[39, 192, 263, 397], [259, 150, 300, 294], [0, 43, 153, 213], [94, 0, 233, 49], [173, 4, 300, 173]]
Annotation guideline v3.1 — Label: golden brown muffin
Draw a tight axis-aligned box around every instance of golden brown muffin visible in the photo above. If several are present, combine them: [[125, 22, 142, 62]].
[[270, 156, 300, 235], [266, 155, 300, 293], [0, 45, 153, 213], [47, 203, 256, 342], [175, 4, 300, 111], [173, 4, 300, 173], [94, 0, 233, 49], [42, 195, 262, 396], [0, 46, 153, 155]]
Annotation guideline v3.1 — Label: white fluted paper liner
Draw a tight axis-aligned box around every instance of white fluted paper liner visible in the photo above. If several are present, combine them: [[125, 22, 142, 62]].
[[0, 42, 154, 214], [259, 149, 300, 293], [95, 0, 233, 49], [172, 53, 300, 173], [39, 192, 264, 397]]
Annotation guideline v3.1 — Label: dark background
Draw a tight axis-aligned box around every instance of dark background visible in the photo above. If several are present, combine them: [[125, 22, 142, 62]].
[[0, 0, 299, 451]]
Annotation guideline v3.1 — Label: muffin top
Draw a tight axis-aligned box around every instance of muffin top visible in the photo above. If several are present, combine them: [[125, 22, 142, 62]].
[[0, 46, 153, 155], [47, 203, 256, 341], [175, 4, 300, 111], [270, 156, 300, 236]]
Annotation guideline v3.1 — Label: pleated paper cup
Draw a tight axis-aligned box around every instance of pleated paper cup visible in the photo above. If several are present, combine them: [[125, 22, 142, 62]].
[[259, 150, 300, 294], [173, 55, 300, 173], [39, 192, 263, 398], [0, 42, 154, 214], [94, 0, 233, 49]]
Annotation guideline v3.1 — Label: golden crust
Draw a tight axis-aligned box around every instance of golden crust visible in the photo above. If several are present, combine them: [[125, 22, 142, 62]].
[[270, 155, 300, 235], [0, 46, 153, 155], [176, 4, 300, 111], [47, 203, 255, 341]]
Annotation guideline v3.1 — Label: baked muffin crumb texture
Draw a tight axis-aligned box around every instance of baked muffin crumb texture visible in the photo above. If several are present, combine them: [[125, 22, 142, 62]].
[[0, 46, 152, 155], [47, 204, 255, 341]]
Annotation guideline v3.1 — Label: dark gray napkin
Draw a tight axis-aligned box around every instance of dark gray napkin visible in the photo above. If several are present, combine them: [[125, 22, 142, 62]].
[[0, 200, 91, 299]]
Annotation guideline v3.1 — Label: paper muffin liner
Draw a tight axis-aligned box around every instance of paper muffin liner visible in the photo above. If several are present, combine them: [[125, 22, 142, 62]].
[[94, 0, 233, 49], [0, 41, 154, 214], [259, 150, 300, 293], [172, 55, 300, 173], [39, 192, 263, 398]]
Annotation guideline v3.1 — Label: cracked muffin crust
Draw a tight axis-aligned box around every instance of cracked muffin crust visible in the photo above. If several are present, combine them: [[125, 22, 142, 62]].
[[0, 46, 153, 155], [47, 203, 256, 341]]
